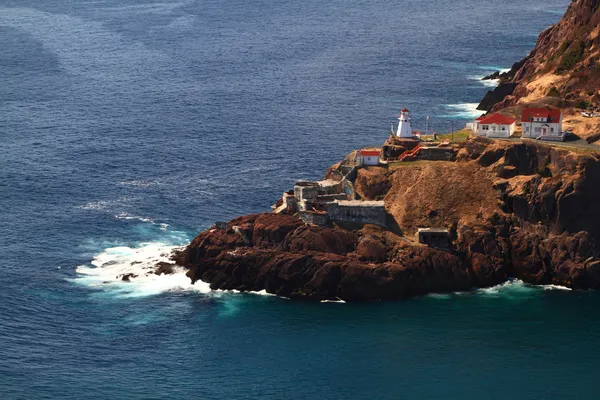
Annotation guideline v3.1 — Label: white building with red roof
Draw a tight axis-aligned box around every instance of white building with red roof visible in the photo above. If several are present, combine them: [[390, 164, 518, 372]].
[[475, 114, 517, 138], [468, 115, 486, 133], [521, 107, 564, 141], [358, 149, 381, 166]]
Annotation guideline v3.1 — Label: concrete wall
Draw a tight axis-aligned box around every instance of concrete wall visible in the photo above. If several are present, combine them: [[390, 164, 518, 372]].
[[294, 185, 319, 202], [326, 200, 387, 228], [317, 180, 342, 195], [418, 147, 455, 161], [314, 194, 348, 203], [298, 211, 329, 226]]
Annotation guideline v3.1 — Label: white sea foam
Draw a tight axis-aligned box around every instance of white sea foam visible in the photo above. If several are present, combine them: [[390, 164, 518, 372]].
[[118, 179, 160, 188], [79, 200, 111, 211], [73, 242, 278, 299], [222, 289, 276, 297], [424, 279, 572, 300], [468, 75, 501, 88], [320, 299, 346, 304], [77, 196, 138, 212], [541, 284, 572, 291], [443, 103, 483, 119], [72, 242, 213, 298], [477, 66, 511, 74], [477, 279, 572, 296], [469, 67, 512, 88], [477, 279, 532, 295], [114, 212, 155, 224]]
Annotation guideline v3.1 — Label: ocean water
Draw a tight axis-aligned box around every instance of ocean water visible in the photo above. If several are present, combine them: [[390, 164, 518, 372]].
[[2, 0, 599, 398]]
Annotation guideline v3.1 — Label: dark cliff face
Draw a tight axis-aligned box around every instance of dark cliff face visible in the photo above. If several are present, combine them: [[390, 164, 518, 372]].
[[478, 0, 600, 111], [174, 139, 600, 301]]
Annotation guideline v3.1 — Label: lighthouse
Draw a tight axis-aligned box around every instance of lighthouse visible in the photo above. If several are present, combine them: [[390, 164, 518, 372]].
[[396, 108, 413, 138]]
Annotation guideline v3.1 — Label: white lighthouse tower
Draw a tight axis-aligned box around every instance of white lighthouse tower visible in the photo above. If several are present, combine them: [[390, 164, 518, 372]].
[[396, 108, 413, 138]]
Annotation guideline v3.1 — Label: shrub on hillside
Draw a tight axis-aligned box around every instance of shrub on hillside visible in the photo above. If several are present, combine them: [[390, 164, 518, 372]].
[[547, 87, 561, 97]]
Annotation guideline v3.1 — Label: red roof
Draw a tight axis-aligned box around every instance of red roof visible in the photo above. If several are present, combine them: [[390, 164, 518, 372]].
[[521, 107, 562, 123], [360, 150, 381, 157], [477, 114, 517, 125], [401, 108, 409, 113]]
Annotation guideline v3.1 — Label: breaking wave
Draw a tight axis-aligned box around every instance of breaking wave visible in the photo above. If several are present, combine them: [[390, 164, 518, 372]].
[[72, 242, 209, 298], [441, 103, 483, 119], [469, 67, 512, 88], [468, 75, 502, 88], [426, 279, 572, 300], [476, 279, 571, 296], [72, 242, 275, 299]]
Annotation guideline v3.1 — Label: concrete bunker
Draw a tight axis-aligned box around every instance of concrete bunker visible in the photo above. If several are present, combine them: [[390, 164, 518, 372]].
[[215, 221, 228, 230], [417, 228, 450, 248], [298, 210, 330, 226], [326, 200, 387, 228]]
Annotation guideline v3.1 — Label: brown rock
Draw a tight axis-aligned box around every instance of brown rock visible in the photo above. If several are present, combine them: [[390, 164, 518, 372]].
[[354, 168, 391, 200], [178, 138, 600, 301]]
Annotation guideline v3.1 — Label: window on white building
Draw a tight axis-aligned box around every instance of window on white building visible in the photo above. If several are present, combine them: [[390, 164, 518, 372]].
[[535, 127, 541, 133]]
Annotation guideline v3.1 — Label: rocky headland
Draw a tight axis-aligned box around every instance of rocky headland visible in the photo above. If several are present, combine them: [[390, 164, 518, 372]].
[[478, 0, 600, 138], [155, 0, 600, 302], [167, 138, 600, 301]]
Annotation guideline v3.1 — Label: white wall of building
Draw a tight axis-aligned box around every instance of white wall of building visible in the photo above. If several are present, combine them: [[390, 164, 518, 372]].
[[396, 111, 413, 138], [476, 122, 515, 138], [522, 121, 562, 138], [361, 155, 379, 166]]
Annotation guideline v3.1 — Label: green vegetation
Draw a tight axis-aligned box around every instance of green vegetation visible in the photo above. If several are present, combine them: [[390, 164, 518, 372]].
[[547, 87, 561, 97], [552, 40, 571, 61], [557, 41, 585, 73], [388, 160, 451, 169], [436, 128, 471, 143], [576, 100, 590, 109]]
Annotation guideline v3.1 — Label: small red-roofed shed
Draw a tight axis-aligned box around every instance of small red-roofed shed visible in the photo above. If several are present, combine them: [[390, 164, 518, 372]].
[[359, 149, 381, 166]]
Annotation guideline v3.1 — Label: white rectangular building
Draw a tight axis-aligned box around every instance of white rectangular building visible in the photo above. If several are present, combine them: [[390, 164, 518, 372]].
[[521, 107, 564, 141], [359, 149, 381, 166], [475, 114, 517, 138]]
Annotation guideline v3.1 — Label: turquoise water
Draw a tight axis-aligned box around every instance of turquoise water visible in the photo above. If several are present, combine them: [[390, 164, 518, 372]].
[[4, 0, 600, 398]]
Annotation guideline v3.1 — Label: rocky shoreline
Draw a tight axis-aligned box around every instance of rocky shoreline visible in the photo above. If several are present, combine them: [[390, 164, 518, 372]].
[[163, 138, 600, 301], [156, 0, 600, 301]]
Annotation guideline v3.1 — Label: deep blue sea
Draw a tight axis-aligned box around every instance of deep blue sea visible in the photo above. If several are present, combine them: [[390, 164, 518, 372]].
[[3, 0, 600, 399]]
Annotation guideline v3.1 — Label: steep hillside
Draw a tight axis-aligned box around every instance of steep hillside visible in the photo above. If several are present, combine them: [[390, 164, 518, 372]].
[[479, 0, 600, 118]]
